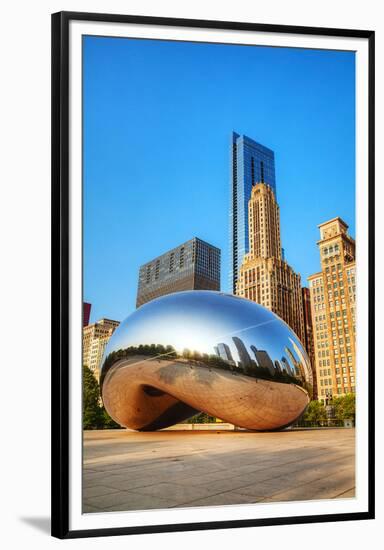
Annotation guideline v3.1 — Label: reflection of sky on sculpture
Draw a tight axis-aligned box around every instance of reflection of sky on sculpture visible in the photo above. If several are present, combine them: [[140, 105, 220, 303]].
[[104, 291, 310, 378]]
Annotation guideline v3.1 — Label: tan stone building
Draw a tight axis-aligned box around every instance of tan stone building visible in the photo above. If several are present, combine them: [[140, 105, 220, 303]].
[[236, 182, 304, 343], [308, 218, 356, 404], [83, 318, 120, 379]]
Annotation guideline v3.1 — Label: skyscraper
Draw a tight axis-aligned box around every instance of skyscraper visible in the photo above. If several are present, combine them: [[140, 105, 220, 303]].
[[236, 182, 305, 342], [308, 218, 356, 404], [229, 132, 276, 293], [136, 237, 221, 308]]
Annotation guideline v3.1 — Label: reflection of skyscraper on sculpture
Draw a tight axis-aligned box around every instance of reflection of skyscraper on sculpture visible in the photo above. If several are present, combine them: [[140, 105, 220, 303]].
[[290, 337, 313, 385], [214, 342, 236, 366], [212, 336, 307, 380], [281, 356, 293, 374], [285, 346, 301, 377], [232, 336, 253, 368], [250, 345, 275, 375], [274, 360, 283, 373]]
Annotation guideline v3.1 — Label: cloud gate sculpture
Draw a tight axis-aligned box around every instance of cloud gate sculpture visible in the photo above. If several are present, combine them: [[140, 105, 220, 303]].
[[100, 291, 313, 431]]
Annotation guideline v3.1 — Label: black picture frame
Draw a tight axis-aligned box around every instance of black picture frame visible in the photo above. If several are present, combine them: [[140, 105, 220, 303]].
[[51, 10, 375, 539]]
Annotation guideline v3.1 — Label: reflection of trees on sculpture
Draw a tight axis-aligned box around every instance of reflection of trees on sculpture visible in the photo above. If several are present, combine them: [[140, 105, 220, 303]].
[[101, 344, 177, 386], [101, 341, 308, 391]]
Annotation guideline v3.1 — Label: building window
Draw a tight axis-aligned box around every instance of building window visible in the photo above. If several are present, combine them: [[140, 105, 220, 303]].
[[145, 265, 151, 284], [169, 252, 175, 272]]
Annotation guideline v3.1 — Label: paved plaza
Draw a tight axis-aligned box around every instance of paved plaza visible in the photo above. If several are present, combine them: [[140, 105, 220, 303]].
[[83, 428, 355, 513]]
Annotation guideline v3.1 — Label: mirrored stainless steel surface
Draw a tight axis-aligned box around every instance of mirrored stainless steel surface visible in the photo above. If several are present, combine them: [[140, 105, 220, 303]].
[[101, 291, 313, 431]]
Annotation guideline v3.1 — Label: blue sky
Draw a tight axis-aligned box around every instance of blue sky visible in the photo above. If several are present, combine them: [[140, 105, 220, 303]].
[[83, 36, 355, 324]]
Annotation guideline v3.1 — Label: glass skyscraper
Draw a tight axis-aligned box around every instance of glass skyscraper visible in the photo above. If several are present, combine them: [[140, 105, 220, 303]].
[[229, 132, 276, 293]]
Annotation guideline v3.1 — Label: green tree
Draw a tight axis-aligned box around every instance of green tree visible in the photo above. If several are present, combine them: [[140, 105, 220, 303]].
[[83, 365, 121, 429], [330, 393, 356, 423], [303, 400, 327, 425], [101, 407, 120, 429], [83, 365, 104, 429], [187, 412, 217, 424]]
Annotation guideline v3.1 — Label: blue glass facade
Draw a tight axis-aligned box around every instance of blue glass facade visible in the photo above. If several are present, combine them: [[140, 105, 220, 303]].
[[229, 132, 276, 293]]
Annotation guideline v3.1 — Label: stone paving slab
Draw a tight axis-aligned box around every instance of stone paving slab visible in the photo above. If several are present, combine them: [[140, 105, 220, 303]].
[[82, 428, 355, 513], [83, 485, 122, 499], [258, 470, 355, 502]]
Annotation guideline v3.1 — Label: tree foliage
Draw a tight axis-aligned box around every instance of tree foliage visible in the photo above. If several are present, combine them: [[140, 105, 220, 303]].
[[330, 393, 356, 422], [101, 408, 120, 429], [187, 412, 217, 424], [83, 365, 120, 429], [302, 400, 327, 425]]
